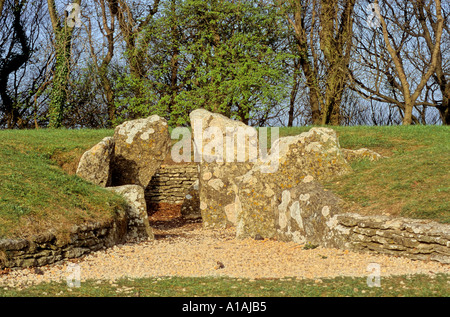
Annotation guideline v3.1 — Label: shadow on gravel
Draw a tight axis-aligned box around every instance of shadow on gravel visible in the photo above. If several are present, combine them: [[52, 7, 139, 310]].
[[149, 216, 202, 240]]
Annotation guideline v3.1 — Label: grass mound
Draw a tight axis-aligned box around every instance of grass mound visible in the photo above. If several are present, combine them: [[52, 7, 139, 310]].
[[0, 129, 126, 239], [279, 125, 450, 223]]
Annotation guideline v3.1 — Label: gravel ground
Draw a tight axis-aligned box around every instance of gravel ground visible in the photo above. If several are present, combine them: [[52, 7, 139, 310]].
[[1, 222, 449, 289]]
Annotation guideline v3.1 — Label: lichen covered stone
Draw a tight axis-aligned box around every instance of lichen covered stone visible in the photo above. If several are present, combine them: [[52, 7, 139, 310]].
[[107, 184, 154, 241], [111, 115, 170, 187], [190, 109, 258, 228], [76, 137, 114, 187], [341, 148, 383, 162], [234, 127, 352, 240]]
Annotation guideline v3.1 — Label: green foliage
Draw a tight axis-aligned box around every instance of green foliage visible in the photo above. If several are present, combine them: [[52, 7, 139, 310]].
[[115, 0, 292, 126], [48, 28, 73, 128]]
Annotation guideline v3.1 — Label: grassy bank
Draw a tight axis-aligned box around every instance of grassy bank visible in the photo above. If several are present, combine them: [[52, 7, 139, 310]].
[[278, 126, 449, 222], [313, 126, 449, 223], [0, 129, 125, 239]]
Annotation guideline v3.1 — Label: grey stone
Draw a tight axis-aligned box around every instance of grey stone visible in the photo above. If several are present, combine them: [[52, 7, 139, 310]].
[[111, 115, 170, 187], [181, 180, 201, 220], [76, 137, 115, 187], [190, 109, 258, 229], [107, 184, 154, 241], [236, 180, 343, 245], [0, 239, 29, 251]]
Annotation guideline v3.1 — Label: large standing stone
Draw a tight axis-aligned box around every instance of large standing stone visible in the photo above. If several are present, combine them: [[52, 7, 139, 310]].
[[106, 185, 154, 241], [76, 137, 114, 187], [234, 127, 352, 240], [180, 180, 201, 221], [274, 180, 343, 246], [190, 109, 258, 228], [111, 115, 170, 187]]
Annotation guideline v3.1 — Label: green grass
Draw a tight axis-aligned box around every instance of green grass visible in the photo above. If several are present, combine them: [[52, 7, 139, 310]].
[[279, 125, 450, 223], [0, 129, 126, 239], [1, 274, 448, 297]]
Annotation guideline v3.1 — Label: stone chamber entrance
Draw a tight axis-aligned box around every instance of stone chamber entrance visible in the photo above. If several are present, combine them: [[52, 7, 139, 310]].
[[145, 160, 201, 238]]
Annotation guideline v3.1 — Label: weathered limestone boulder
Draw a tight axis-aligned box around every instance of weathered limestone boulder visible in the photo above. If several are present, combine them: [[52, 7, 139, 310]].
[[274, 179, 343, 246], [76, 137, 114, 187], [190, 109, 258, 228], [190, 109, 258, 162], [106, 185, 154, 241], [234, 127, 352, 240], [180, 180, 201, 220], [111, 115, 170, 187], [341, 148, 383, 162]]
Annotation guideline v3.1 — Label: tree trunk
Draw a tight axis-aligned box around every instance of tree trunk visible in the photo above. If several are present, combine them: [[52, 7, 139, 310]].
[[287, 0, 354, 126], [47, 0, 81, 128], [402, 101, 414, 125], [376, 0, 443, 126], [0, 0, 30, 128], [88, 0, 116, 127], [101, 72, 115, 126], [288, 60, 300, 127], [168, 0, 179, 121], [48, 29, 71, 128]]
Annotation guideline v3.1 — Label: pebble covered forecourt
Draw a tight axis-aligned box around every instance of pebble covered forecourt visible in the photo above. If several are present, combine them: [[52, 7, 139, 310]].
[[1, 223, 450, 289]]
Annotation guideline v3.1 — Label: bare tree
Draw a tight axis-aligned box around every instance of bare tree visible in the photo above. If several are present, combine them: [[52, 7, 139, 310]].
[[0, 0, 47, 128], [281, 0, 356, 125], [113, 0, 161, 80], [413, 0, 450, 124], [86, 0, 117, 126], [352, 0, 444, 125]]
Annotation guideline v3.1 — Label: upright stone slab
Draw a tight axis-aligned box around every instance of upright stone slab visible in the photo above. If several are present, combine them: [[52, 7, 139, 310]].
[[235, 127, 352, 240], [190, 109, 258, 228], [76, 137, 115, 187], [111, 115, 170, 187], [274, 179, 343, 246], [180, 180, 201, 221], [106, 185, 154, 241]]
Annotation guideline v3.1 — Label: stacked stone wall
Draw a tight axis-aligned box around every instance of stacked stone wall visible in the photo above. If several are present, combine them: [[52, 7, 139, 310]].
[[146, 164, 199, 206], [0, 217, 127, 269], [331, 213, 450, 264]]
